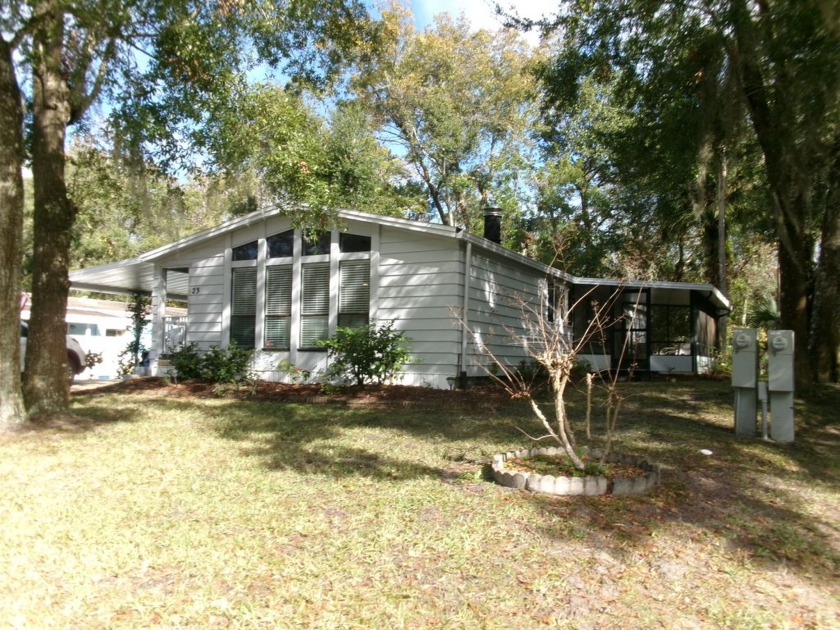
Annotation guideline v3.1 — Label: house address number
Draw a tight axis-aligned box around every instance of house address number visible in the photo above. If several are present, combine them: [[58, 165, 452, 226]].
[[190, 287, 200, 295]]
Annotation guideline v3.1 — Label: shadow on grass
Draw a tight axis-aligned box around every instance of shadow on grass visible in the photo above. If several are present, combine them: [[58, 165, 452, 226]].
[[531, 380, 840, 586], [206, 399, 529, 482], [71, 377, 840, 585]]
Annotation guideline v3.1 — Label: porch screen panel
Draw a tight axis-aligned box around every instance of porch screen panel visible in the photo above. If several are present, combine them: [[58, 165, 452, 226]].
[[231, 267, 257, 348], [265, 265, 292, 349], [339, 260, 370, 329], [301, 263, 330, 348]]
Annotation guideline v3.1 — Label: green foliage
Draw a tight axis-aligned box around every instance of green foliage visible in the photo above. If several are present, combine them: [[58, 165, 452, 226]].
[[351, 4, 539, 230], [748, 295, 782, 331], [125, 291, 151, 366], [169, 343, 254, 385], [168, 343, 205, 380], [276, 359, 310, 384], [319, 321, 410, 386]]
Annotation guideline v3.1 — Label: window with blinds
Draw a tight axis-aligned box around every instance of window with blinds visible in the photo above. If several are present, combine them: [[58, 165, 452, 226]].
[[301, 263, 330, 348], [339, 260, 370, 329], [230, 267, 257, 347], [265, 265, 292, 349]]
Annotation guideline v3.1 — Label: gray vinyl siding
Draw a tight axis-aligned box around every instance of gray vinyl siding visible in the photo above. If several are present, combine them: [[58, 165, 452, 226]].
[[466, 251, 543, 373], [377, 228, 464, 385]]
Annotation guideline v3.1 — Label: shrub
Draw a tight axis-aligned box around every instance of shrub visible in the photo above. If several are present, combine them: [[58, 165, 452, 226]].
[[200, 344, 254, 384], [277, 359, 310, 384], [169, 343, 205, 380], [169, 343, 254, 384], [319, 321, 410, 386]]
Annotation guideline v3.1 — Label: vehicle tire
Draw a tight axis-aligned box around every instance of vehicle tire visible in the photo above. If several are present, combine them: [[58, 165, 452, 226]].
[[68, 354, 80, 384]]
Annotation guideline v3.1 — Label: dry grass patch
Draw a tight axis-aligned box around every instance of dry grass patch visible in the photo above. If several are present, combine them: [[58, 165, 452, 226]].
[[0, 379, 837, 628]]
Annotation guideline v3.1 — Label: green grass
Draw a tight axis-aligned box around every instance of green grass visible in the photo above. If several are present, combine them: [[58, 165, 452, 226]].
[[0, 380, 838, 628]]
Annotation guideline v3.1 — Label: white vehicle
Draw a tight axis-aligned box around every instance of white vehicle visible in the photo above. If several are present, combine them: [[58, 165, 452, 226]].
[[20, 322, 87, 383]]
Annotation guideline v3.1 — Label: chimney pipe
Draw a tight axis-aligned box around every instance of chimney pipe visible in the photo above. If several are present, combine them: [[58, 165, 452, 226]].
[[483, 208, 502, 244]]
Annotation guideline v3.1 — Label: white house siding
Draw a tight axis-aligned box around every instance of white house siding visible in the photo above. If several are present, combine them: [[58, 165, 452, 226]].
[[377, 228, 464, 388], [466, 251, 542, 375], [151, 237, 228, 355]]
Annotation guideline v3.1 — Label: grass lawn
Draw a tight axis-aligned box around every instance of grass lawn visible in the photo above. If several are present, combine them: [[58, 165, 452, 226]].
[[1, 379, 838, 628]]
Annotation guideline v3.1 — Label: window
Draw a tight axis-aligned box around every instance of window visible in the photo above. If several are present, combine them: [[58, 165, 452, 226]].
[[267, 230, 294, 258], [339, 233, 371, 253], [301, 263, 330, 348], [339, 260, 370, 328], [302, 231, 330, 256], [231, 268, 257, 347], [232, 240, 258, 261], [67, 323, 101, 336], [265, 265, 292, 349]]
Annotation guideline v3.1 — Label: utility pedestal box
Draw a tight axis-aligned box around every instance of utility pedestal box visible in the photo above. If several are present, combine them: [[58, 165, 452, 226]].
[[768, 330, 795, 443], [732, 328, 758, 436]]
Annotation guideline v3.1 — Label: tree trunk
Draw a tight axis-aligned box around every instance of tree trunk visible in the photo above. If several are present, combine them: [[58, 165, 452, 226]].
[[23, 5, 75, 418], [730, 0, 814, 393], [716, 150, 728, 297], [777, 238, 812, 395], [0, 38, 27, 429], [811, 144, 840, 383]]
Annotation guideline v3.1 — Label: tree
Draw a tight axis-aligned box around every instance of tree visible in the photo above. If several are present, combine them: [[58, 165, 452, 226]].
[[199, 85, 423, 226], [0, 0, 375, 425], [352, 2, 540, 238], [529, 0, 840, 389], [0, 37, 26, 428]]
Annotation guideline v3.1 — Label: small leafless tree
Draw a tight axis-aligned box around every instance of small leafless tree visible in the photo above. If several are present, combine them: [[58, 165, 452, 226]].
[[463, 282, 643, 471]]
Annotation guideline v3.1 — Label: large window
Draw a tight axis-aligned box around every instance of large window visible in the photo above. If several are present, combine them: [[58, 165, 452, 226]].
[[267, 230, 294, 258], [265, 265, 292, 349], [339, 233, 371, 253], [339, 260, 370, 328], [233, 240, 258, 261], [228, 228, 373, 350], [301, 263, 330, 348], [231, 268, 257, 347], [303, 231, 330, 256]]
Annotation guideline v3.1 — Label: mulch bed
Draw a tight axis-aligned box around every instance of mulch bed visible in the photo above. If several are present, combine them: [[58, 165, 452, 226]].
[[74, 377, 516, 409]]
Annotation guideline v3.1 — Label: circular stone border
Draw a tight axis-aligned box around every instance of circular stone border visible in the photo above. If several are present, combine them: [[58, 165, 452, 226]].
[[491, 447, 662, 496]]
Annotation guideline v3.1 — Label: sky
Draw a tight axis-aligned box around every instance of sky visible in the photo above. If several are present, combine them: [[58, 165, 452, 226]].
[[410, 0, 557, 34]]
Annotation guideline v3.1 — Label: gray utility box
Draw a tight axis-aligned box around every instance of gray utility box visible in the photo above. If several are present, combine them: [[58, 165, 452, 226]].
[[732, 328, 758, 436], [768, 330, 795, 443]]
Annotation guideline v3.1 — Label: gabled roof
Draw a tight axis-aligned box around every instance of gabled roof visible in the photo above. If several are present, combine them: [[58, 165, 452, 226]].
[[69, 206, 730, 311]]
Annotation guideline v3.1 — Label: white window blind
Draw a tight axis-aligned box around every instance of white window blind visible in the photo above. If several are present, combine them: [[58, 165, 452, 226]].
[[339, 260, 370, 329], [301, 263, 330, 347], [265, 265, 292, 349], [231, 267, 257, 347]]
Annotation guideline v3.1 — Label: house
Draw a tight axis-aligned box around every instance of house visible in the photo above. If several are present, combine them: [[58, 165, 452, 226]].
[[68, 207, 730, 388]]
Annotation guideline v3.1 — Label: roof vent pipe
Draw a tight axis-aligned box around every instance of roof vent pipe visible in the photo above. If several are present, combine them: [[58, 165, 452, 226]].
[[483, 208, 502, 244]]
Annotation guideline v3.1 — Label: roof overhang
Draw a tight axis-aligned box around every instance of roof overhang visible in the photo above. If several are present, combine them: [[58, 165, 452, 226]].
[[69, 206, 731, 314], [69, 257, 157, 295]]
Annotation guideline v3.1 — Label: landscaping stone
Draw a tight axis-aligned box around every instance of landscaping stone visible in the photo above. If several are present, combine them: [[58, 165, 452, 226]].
[[555, 475, 571, 495], [538, 474, 556, 494], [490, 448, 661, 496]]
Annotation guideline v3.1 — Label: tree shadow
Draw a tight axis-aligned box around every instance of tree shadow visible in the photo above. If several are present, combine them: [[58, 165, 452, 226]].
[[527, 381, 840, 586], [205, 394, 530, 482]]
